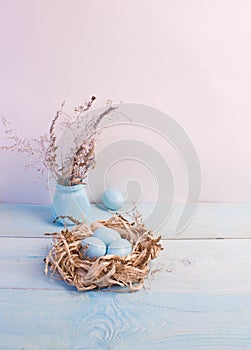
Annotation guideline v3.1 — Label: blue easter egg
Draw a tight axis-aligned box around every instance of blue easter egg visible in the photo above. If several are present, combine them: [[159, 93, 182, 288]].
[[81, 236, 106, 259], [93, 227, 121, 247], [102, 188, 125, 210], [107, 238, 132, 257]]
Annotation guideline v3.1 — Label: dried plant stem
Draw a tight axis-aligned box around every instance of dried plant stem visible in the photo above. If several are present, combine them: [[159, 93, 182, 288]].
[[69, 105, 117, 185], [53, 215, 82, 225], [0, 95, 113, 186]]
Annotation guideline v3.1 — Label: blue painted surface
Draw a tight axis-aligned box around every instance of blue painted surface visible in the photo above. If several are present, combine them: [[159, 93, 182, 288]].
[[1, 290, 251, 349], [2, 202, 251, 238], [1, 203, 251, 349]]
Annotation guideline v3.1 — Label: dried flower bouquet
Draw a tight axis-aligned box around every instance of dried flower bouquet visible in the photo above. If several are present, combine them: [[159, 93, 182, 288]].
[[0, 96, 116, 186]]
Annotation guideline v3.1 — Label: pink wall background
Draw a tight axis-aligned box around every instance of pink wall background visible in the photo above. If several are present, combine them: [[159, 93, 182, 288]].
[[0, 0, 251, 204]]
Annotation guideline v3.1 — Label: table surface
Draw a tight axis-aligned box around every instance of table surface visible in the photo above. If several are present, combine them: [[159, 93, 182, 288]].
[[1, 203, 251, 349]]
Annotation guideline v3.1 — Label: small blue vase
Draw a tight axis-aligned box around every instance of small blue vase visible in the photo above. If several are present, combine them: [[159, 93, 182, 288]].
[[52, 184, 90, 225]]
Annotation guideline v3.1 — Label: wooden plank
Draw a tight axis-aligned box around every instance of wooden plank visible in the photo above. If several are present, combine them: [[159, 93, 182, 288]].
[[1, 203, 251, 349], [0, 203, 57, 237], [148, 238, 251, 294], [1, 202, 251, 239], [0, 203, 111, 238], [1, 289, 251, 349], [0, 237, 65, 291], [2, 237, 251, 294]]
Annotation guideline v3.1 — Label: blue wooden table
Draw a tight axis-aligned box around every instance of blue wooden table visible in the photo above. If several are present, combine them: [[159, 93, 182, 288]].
[[1, 203, 251, 349]]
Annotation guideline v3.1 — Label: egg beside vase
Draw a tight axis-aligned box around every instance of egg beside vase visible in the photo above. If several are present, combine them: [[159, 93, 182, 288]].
[[102, 188, 125, 210]]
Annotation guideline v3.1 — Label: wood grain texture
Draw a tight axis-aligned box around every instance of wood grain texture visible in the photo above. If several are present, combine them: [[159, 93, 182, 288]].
[[1, 289, 251, 349], [0, 203, 111, 238], [1, 203, 251, 349], [1, 237, 251, 294], [1, 202, 251, 239]]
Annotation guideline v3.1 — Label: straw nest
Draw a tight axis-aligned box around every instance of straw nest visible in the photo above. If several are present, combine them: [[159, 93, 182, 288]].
[[45, 214, 163, 292]]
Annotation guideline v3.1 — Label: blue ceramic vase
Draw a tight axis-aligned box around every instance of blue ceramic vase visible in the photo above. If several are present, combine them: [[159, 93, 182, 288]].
[[52, 184, 90, 225]]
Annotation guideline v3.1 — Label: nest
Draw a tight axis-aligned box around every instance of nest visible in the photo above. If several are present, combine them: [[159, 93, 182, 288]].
[[45, 214, 163, 292]]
